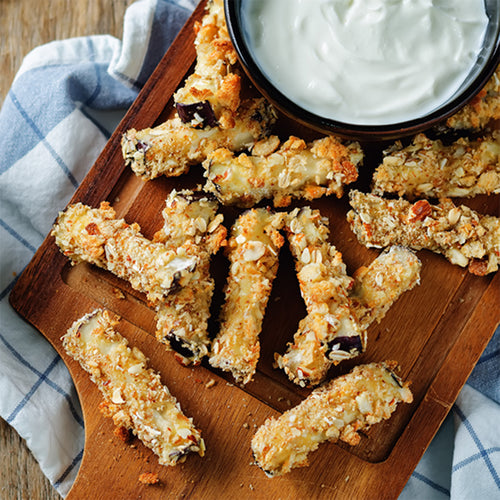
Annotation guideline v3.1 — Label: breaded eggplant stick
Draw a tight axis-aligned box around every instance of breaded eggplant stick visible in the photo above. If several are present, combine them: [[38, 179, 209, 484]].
[[275, 207, 365, 387], [63, 309, 205, 466], [203, 135, 362, 208], [350, 246, 421, 329], [153, 190, 227, 365], [52, 202, 198, 303], [122, 98, 276, 179], [446, 65, 500, 130], [347, 190, 500, 275], [173, 0, 241, 128], [372, 132, 500, 199], [276, 246, 421, 388], [252, 361, 412, 477], [209, 208, 285, 384]]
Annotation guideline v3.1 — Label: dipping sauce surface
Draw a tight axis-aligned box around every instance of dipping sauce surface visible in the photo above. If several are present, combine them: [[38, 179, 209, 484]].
[[241, 0, 489, 125]]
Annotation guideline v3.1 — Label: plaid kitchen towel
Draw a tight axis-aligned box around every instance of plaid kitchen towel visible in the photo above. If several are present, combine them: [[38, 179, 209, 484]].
[[0, 0, 498, 497]]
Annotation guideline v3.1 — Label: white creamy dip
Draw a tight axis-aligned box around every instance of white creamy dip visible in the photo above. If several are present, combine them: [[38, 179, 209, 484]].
[[242, 0, 488, 125]]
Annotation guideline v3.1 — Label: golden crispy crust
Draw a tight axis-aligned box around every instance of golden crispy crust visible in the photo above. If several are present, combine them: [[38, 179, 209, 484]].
[[347, 190, 500, 275], [51, 202, 199, 304], [251, 361, 412, 477], [209, 208, 285, 384], [446, 65, 500, 130], [203, 135, 363, 207], [153, 190, 227, 366], [275, 207, 365, 387], [122, 98, 276, 179], [372, 132, 500, 199], [63, 309, 205, 466]]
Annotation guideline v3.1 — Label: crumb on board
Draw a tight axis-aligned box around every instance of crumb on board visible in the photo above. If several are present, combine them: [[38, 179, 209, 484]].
[[205, 378, 217, 388], [112, 287, 125, 299], [114, 425, 133, 443], [138, 472, 160, 485]]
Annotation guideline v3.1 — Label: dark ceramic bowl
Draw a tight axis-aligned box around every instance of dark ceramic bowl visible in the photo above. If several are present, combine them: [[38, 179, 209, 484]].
[[225, 0, 500, 141]]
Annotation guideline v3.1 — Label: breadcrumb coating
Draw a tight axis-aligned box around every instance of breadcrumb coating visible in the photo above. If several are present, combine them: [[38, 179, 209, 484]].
[[275, 207, 365, 387], [63, 309, 205, 466], [203, 134, 363, 207], [122, 98, 276, 179], [347, 190, 500, 275], [251, 361, 412, 477], [446, 65, 500, 130], [209, 208, 285, 384], [372, 131, 500, 199], [51, 202, 198, 304], [153, 190, 227, 366]]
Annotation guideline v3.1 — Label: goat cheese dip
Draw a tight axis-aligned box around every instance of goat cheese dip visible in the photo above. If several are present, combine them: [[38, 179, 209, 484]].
[[241, 0, 489, 125]]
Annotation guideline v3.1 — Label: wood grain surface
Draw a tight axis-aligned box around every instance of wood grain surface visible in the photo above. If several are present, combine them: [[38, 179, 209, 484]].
[[0, 0, 135, 106], [1, 2, 134, 499], [8, 1, 500, 499]]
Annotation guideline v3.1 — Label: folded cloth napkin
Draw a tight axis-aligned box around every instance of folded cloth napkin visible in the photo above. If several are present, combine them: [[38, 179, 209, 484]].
[[0, 0, 498, 497]]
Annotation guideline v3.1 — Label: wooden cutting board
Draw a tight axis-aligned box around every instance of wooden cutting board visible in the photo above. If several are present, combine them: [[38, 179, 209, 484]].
[[9, 2, 500, 498]]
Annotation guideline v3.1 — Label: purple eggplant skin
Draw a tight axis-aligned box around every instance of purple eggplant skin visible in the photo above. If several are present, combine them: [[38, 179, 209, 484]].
[[176, 101, 218, 128], [135, 140, 149, 152], [388, 369, 404, 388], [164, 331, 197, 360], [325, 335, 363, 358]]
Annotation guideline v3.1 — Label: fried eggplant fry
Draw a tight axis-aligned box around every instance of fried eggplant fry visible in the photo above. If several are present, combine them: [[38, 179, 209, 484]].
[[153, 190, 227, 366], [347, 190, 500, 275], [275, 207, 366, 387], [173, 0, 241, 128], [446, 65, 500, 130], [63, 309, 205, 466], [203, 134, 363, 207], [251, 361, 412, 477], [209, 208, 285, 384], [372, 131, 500, 199], [122, 97, 276, 179], [52, 202, 198, 303]]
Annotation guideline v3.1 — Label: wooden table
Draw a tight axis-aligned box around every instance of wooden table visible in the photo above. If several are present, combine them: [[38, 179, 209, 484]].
[[0, 2, 134, 499]]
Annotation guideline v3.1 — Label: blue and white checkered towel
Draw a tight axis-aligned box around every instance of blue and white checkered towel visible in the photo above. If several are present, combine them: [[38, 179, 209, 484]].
[[0, 0, 498, 497]]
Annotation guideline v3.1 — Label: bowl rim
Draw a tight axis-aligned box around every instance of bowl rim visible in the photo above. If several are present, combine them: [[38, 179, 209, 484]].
[[224, 0, 500, 140]]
